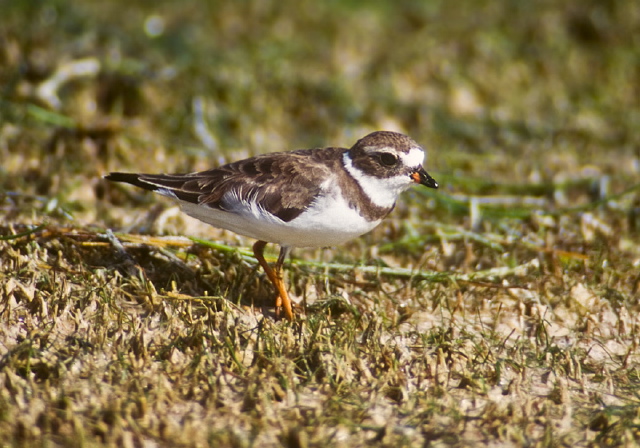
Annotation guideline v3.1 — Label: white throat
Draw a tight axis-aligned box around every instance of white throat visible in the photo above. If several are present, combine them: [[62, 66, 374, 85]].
[[342, 152, 421, 208]]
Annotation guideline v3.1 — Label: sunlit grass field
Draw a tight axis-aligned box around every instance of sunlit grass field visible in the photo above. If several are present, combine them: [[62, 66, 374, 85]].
[[1, 1, 640, 446]]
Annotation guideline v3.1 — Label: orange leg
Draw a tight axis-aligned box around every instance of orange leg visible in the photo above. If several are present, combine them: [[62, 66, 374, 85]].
[[252, 241, 294, 321]]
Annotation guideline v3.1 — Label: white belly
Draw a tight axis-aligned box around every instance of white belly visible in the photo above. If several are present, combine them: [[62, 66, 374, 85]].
[[178, 192, 381, 248]]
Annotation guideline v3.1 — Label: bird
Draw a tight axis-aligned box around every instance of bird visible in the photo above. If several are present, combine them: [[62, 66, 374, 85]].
[[105, 131, 438, 321]]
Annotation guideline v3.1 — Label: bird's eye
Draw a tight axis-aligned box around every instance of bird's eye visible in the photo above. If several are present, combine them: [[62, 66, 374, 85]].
[[380, 152, 398, 166]]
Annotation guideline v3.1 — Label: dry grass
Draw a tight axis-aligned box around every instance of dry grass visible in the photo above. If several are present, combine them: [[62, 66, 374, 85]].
[[1, 1, 640, 446]]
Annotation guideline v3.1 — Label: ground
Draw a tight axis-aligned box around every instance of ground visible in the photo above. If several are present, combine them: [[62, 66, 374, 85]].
[[1, 1, 640, 446]]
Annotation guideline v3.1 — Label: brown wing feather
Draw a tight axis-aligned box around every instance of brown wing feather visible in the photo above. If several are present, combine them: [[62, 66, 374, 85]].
[[107, 147, 345, 222], [197, 148, 342, 222]]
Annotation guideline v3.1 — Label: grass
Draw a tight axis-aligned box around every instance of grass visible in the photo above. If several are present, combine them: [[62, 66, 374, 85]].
[[1, 0, 640, 446]]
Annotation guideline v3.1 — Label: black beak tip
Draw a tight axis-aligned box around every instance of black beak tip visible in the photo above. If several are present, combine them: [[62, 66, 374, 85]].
[[418, 170, 438, 189]]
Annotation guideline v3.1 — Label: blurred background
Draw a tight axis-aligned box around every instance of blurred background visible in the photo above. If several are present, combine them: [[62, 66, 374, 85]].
[[1, 0, 638, 236], [1, 2, 640, 445]]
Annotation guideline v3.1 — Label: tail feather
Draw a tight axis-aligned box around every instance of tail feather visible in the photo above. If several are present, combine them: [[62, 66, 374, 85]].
[[105, 172, 202, 203], [104, 172, 158, 192]]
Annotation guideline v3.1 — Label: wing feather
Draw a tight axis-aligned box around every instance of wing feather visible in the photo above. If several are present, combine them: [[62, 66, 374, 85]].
[[106, 147, 344, 222]]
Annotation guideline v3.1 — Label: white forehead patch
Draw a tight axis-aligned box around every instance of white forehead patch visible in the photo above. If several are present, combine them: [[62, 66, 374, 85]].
[[399, 147, 425, 168]]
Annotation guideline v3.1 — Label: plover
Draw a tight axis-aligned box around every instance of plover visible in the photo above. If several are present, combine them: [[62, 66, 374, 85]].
[[105, 131, 438, 320]]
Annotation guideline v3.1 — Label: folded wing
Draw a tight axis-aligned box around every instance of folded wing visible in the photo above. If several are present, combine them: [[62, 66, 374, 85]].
[[105, 148, 341, 223]]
